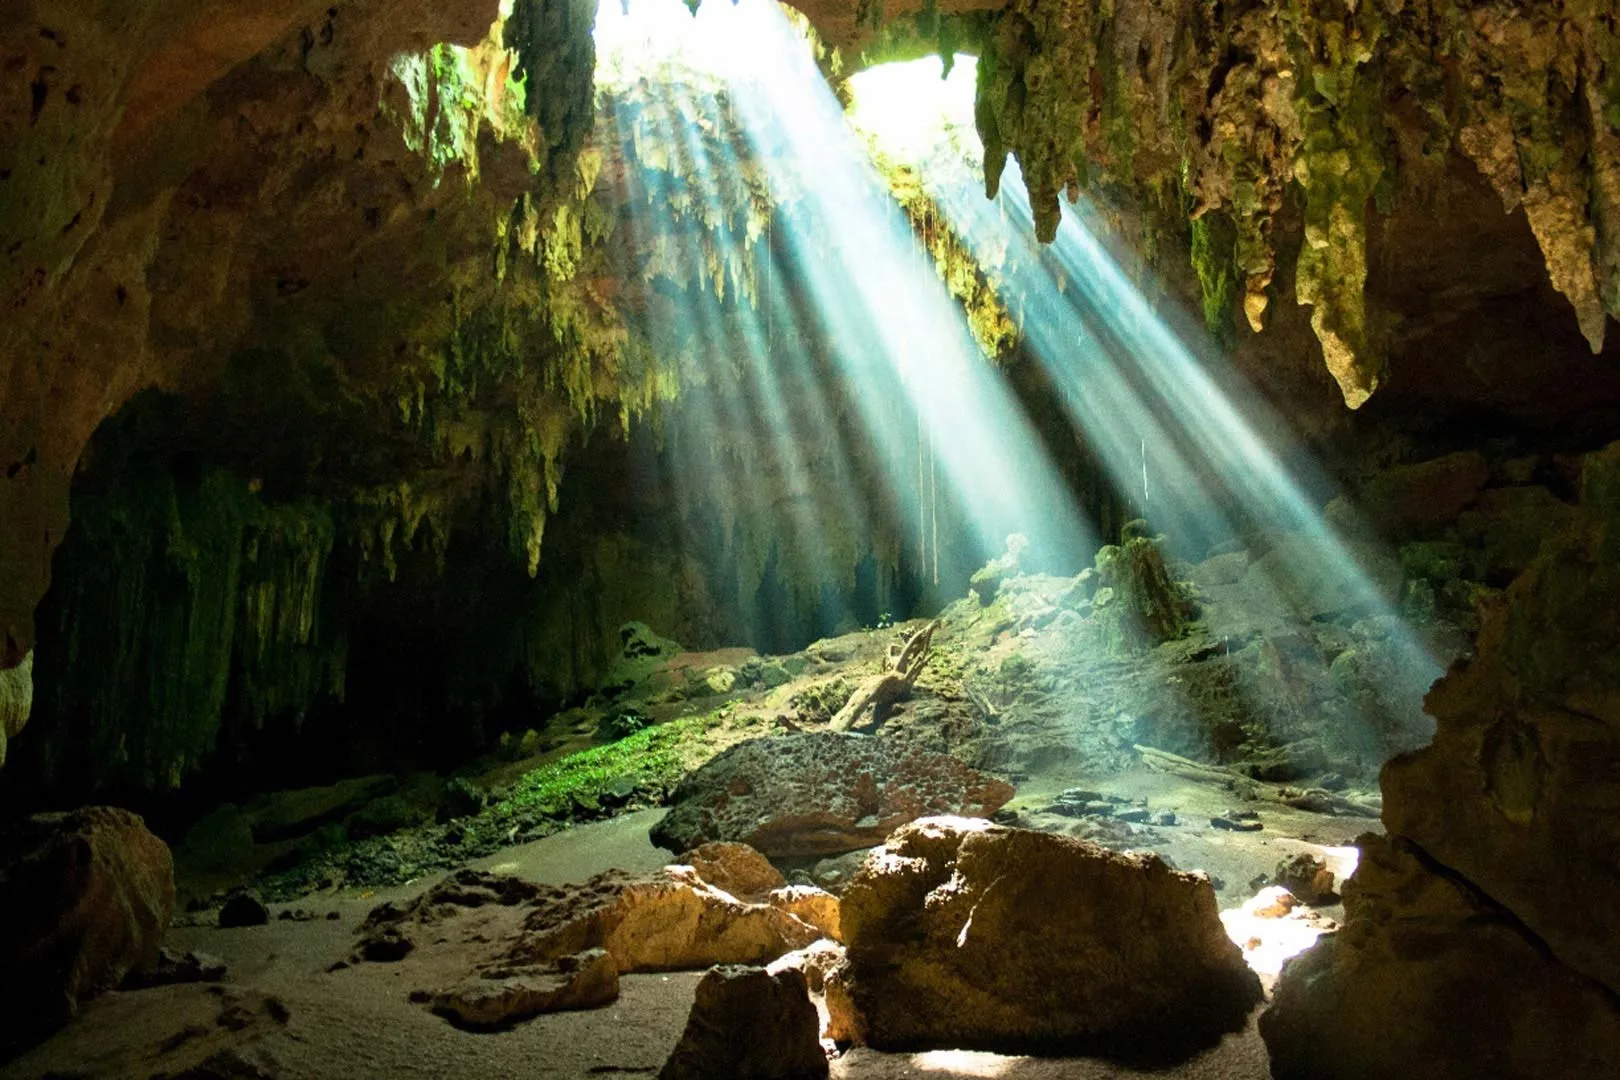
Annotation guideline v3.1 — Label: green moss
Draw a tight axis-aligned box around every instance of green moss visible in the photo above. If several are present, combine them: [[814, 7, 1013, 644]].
[[492, 710, 736, 817], [1189, 212, 1238, 342]]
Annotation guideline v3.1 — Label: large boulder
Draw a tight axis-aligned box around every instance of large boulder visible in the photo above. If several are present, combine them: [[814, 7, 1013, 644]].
[[0, 806, 175, 1055], [833, 817, 1260, 1059], [659, 965, 828, 1080], [1261, 835, 1620, 1080], [506, 865, 826, 972], [650, 732, 1016, 857], [1356, 451, 1490, 535]]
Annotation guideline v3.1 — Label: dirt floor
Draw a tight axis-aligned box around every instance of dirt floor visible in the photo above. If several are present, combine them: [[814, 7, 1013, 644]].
[[4, 802, 1350, 1079]]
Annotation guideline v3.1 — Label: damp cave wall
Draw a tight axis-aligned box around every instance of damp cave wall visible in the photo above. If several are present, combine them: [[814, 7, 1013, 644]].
[[7, 0, 1620, 819]]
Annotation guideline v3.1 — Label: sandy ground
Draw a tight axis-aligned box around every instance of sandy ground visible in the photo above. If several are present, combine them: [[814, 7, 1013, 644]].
[[4, 805, 1312, 1080]]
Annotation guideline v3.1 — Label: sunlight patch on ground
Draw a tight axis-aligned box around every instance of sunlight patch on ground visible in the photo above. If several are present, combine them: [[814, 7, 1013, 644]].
[[1221, 885, 1337, 978], [910, 1049, 1020, 1076]]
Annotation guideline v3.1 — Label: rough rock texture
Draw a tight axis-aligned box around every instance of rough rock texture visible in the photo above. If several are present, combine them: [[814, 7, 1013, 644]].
[[1261, 835, 1620, 1080], [0, 806, 176, 1055], [1381, 441, 1620, 995], [967, 0, 1620, 406], [427, 948, 619, 1031], [506, 865, 825, 972], [1261, 440, 1620, 1077], [674, 841, 786, 901], [342, 865, 826, 1029], [835, 817, 1261, 1059], [650, 732, 1016, 857], [658, 965, 829, 1080], [767, 885, 843, 944]]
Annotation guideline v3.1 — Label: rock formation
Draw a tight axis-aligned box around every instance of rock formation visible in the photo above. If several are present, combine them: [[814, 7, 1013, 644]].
[[650, 732, 1016, 856], [1261, 440, 1620, 1077], [658, 965, 829, 1080], [341, 859, 837, 1030], [0, 806, 176, 1056], [833, 816, 1261, 1060]]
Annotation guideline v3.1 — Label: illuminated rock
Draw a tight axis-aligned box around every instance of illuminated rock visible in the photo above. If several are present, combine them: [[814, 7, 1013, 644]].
[[675, 841, 786, 901], [650, 732, 1016, 857], [833, 817, 1260, 1059]]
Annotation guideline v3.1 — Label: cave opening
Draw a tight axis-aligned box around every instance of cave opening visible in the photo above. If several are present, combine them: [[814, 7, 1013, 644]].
[[4, 0, 1620, 1076]]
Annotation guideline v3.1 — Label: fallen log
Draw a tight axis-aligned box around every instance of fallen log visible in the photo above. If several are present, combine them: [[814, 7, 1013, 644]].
[[830, 621, 939, 732]]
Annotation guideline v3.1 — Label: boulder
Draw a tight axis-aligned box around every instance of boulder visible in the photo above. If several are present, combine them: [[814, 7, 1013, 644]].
[[1357, 451, 1489, 535], [344, 865, 825, 1029], [242, 774, 397, 843], [427, 948, 619, 1030], [659, 966, 828, 1080], [217, 890, 270, 928], [123, 947, 228, 989], [834, 817, 1260, 1060], [1273, 853, 1337, 905], [651, 732, 1016, 857], [675, 841, 785, 900], [507, 865, 823, 972], [767, 885, 842, 943], [1261, 835, 1620, 1080], [0, 806, 175, 1055]]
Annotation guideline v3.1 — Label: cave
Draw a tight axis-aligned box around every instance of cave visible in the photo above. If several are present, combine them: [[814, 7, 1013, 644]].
[[3, 0, 1620, 1076]]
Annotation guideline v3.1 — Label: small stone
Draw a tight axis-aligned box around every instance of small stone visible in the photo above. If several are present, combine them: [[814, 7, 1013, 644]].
[[1211, 815, 1264, 833], [1115, 808, 1152, 823], [1274, 854, 1338, 905], [1151, 810, 1178, 827]]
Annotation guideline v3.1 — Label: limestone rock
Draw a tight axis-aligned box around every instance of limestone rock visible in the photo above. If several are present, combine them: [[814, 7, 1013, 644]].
[[769, 938, 846, 994], [659, 965, 828, 1080], [835, 817, 1260, 1058], [123, 947, 229, 990], [1261, 835, 1620, 1080], [809, 848, 875, 895], [1382, 463, 1620, 995], [1357, 452, 1489, 535], [767, 885, 842, 943], [651, 732, 1016, 857], [508, 865, 822, 972], [0, 806, 175, 1054], [1273, 853, 1337, 905], [428, 948, 619, 1030], [675, 841, 785, 900], [357, 865, 822, 983]]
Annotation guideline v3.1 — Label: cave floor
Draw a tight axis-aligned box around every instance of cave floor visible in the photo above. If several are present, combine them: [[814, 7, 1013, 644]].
[[5, 808, 1288, 1080], [7, 560, 1422, 1078]]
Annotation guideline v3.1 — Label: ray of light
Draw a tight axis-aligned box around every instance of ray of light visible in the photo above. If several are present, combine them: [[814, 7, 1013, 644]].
[[848, 54, 1443, 749]]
